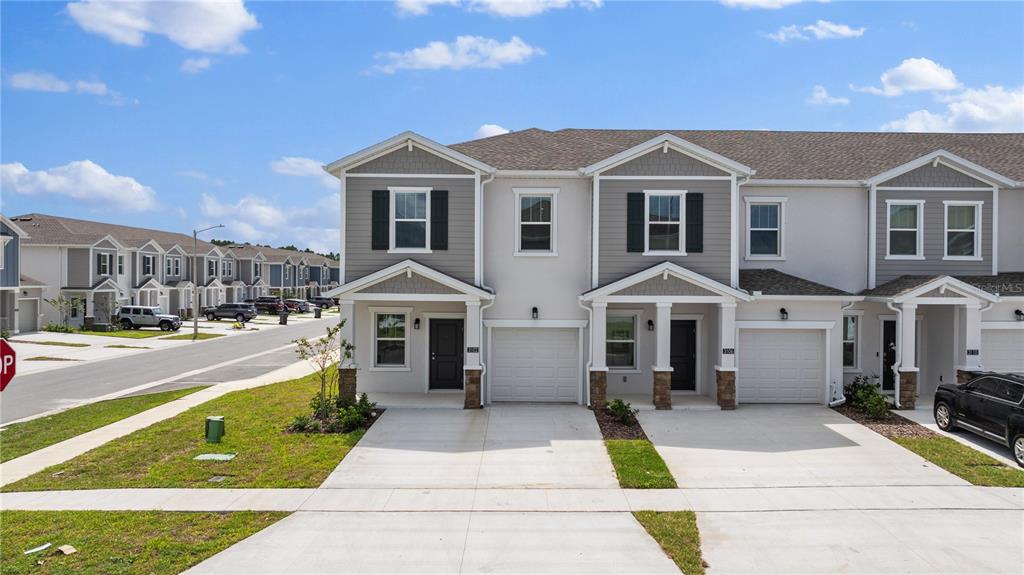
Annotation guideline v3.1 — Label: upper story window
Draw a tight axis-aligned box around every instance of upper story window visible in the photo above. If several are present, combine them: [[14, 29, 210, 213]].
[[222, 259, 233, 276], [142, 255, 155, 276], [607, 314, 637, 370], [117, 255, 124, 275], [165, 256, 181, 276], [284, 265, 291, 281], [208, 259, 217, 277], [644, 190, 686, 255], [254, 262, 261, 278], [885, 200, 925, 259], [745, 197, 785, 260], [96, 252, 111, 276], [514, 188, 557, 256], [943, 201, 982, 260], [391, 187, 430, 252], [0, 236, 9, 270]]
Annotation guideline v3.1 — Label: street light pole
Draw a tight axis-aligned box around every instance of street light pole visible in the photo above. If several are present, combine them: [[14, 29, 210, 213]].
[[193, 224, 224, 339]]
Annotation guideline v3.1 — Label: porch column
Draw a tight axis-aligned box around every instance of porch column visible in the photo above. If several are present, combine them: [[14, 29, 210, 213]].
[[464, 300, 482, 409], [716, 302, 737, 410], [958, 302, 983, 382], [897, 303, 918, 410], [338, 299, 357, 402], [589, 301, 608, 409], [653, 302, 673, 410]]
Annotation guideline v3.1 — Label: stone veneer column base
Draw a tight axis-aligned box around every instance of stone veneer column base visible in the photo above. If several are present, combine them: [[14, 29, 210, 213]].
[[589, 371, 607, 410], [464, 369, 482, 409], [956, 369, 976, 384], [653, 370, 672, 410], [716, 370, 736, 410], [897, 371, 917, 410], [339, 367, 357, 403]]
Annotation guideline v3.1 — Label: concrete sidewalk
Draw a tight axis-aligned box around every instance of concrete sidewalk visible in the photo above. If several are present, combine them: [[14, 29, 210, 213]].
[[0, 358, 316, 487]]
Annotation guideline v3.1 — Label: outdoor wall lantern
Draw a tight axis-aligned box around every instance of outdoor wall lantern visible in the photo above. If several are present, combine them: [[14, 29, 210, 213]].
[[647, 319, 655, 331], [413, 318, 421, 330], [532, 306, 539, 319], [1015, 309, 1024, 321], [779, 308, 789, 320]]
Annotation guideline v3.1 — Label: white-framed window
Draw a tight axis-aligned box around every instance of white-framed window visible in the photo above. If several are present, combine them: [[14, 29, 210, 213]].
[[372, 308, 411, 369], [885, 200, 925, 259], [842, 314, 860, 371], [644, 190, 686, 255], [96, 252, 111, 276], [221, 259, 233, 276], [117, 254, 124, 275], [389, 187, 430, 253], [513, 187, 558, 256], [284, 265, 291, 282], [253, 261, 261, 279], [165, 256, 180, 276], [0, 236, 9, 270], [606, 314, 637, 370], [943, 200, 982, 260], [208, 259, 217, 277], [745, 197, 785, 259], [142, 254, 155, 276]]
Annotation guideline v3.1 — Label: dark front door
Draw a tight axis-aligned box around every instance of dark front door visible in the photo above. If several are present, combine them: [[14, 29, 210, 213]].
[[670, 320, 697, 391], [429, 319, 464, 390], [882, 320, 897, 391]]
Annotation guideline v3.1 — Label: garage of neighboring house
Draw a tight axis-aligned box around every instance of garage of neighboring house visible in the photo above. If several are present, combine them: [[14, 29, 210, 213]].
[[981, 327, 1024, 375], [18, 298, 39, 333], [737, 327, 828, 404], [486, 323, 585, 403]]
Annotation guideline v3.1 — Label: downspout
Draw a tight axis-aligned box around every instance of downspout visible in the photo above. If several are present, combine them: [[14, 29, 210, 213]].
[[578, 298, 594, 406], [829, 301, 857, 406], [477, 172, 496, 403], [886, 301, 902, 409]]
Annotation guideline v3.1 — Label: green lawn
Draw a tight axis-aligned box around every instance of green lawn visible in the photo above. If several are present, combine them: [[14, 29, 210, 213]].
[[0, 510, 286, 575], [0, 387, 206, 463], [892, 436, 1024, 487], [105, 344, 151, 349], [75, 329, 167, 339], [8, 340, 89, 347], [160, 332, 224, 341], [3, 369, 364, 491], [634, 511, 705, 575], [26, 357, 81, 362], [605, 439, 677, 488]]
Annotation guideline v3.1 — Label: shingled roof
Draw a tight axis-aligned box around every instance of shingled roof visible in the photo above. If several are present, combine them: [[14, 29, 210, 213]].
[[861, 273, 1024, 298], [12, 213, 212, 253], [739, 269, 851, 296], [449, 129, 1024, 181]]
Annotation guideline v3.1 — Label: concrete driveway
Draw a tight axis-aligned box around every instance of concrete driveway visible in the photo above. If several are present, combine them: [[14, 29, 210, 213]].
[[639, 405, 966, 488], [322, 404, 618, 489]]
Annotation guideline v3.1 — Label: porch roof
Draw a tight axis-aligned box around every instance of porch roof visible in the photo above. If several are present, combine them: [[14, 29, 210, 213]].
[[862, 274, 1000, 303], [19, 274, 45, 288], [580, 261, 750, 302], [324, 259, 494, 300], [135, 278, 163, 290]]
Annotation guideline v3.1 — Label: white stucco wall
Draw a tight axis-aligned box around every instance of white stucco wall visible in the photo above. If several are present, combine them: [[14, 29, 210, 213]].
[[21, 245, 64, 326]]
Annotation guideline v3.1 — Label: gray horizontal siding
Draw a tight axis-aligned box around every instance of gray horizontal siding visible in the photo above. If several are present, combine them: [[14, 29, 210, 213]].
[[604, 149, 728, 177], [357, 273, 459, 294], [67, 248, 90, 287], [615, 275, 716, 296], [348, 147, 472, 175], [880, 164, 988, 188], [0, 223, 18, 288], [875, 190, 993, 283], [346, 177, 475, 284], [599, 179, 731, 285]]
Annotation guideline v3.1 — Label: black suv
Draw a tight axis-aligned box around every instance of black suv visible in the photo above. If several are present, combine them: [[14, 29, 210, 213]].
[[933, 372, 1024, 467], [308, 296, 336, 309], [204, 303, 258, 322]]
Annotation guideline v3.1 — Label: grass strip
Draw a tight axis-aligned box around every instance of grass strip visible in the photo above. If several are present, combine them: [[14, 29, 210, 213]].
[[605, 439, 677, 488], [3, 369, 364, 491], [105, 344, 152, 349], [74, 329, 167, 339], [0, 510, 286, 575], [160, 332, 224, 341], [0, 387, 206, 463], [892, 436, 1024, 487], [634, 511, 706, 575], [25, 357, 81, 362], [8, 340, 89, 347]]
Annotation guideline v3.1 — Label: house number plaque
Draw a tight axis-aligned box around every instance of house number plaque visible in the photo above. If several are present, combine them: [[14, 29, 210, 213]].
[[722, 348, 735, 355], [966, 349, 979, 356], [467, 346, 480, 353]]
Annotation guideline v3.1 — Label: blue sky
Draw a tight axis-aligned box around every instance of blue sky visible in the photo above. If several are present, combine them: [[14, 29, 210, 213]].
[[2, 0, 1022, 252]]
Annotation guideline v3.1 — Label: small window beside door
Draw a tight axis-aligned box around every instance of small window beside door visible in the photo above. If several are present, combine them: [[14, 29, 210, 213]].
[[373, 309, 409, 369], [514, 188, 557, 256], [607, 314, 637, 370], [842, 315, 859, 371]]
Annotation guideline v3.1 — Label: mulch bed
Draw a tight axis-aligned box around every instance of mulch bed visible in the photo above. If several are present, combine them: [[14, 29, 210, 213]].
[[833, 404, 937, 439], [594, 407, 649, 441]]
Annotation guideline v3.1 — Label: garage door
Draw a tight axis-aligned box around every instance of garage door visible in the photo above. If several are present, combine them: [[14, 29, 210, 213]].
[[982, 330, 1024, 375], [18, 299, 38, 333], [490, 328, 580, 402], [738, 329, 824, 403]]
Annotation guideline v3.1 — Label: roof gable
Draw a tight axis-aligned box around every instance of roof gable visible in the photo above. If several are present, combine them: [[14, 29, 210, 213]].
[[581, 262, 750, 301], [326, 259, 493, 300], [867, 149, 1014, 187], [326, 131, 494, 175], [581, 133, 753, 176]]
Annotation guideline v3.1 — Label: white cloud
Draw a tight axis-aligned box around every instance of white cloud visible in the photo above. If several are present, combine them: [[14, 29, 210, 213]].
[[178, 170, 224, 186], [474, 123, 510, 138], [374, 35, 544, 74], [721, 0, 823, 9], [882, 85, 1024, 132], [1, 160, 158, 212], [397, 0, 600, 17], [9, 72, 70, 92], [766, 19, 864, 42], [270, 156, 336, 189], [180, 57, 212, 74], [807, 85, 849, 105], [74, 80, 109, 95], [199, 192, 340, 254], [851, 57, 959, 97], [67, 0, 260, 54]]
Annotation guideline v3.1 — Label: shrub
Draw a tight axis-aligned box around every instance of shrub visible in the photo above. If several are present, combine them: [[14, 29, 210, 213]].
[[296, 392, 377, 434], [287, 414, 312, 432], [43, 323, 74, 334], [607, 398, 639, 426], [0, 329, 9, 340], [844, 375, 890, 419]]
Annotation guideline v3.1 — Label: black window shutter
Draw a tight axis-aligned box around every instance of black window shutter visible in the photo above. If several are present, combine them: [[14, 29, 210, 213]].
[[626, 193, 644, 253], [430, 190, 448, 250], [686, 193, 704, 253], [371, 190, 389, 250]]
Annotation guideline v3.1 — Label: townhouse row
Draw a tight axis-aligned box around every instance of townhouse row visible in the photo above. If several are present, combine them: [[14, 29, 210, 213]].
[[0, 213, 340, 332], [322, 129, 1024, 411]]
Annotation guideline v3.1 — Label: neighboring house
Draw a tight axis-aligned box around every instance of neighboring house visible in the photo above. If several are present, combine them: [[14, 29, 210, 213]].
[[324, 130, 1024, 411], [258, 247, 339, 298], [0, 214, 43, 334]]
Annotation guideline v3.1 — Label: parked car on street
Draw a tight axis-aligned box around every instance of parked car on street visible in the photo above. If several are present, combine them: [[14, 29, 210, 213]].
[[249, 297, 287, 315], [933, 372, 1024, 467], [204, 303, 258, 322], [308, 296, 336, 309], [283, 299, 310, 313], [119, 306, 182, 331]]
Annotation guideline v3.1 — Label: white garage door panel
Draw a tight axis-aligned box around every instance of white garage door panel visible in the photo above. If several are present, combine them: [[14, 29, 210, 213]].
[[18, 299, 38, 333], [738, 330, 824, 404], [490, 328, 579, 402], [981, 330, 1024, 375]]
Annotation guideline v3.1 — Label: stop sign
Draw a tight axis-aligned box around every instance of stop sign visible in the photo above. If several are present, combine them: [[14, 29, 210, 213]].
[[0, 339, 15, 392]]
